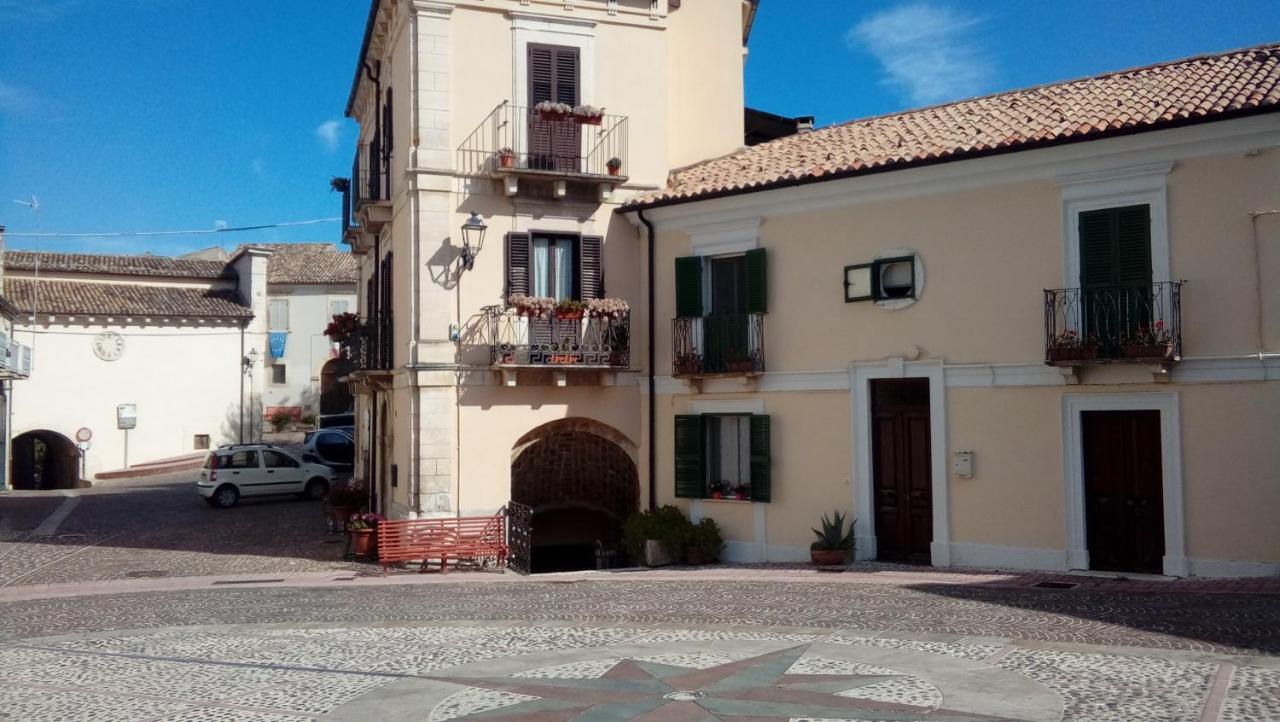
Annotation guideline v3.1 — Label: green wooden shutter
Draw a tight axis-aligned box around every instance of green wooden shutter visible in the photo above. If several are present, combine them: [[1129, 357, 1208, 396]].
[[745, 248, 767, 314], [749, 414, 771, 502], [1078, 209, 1115, 289], [1079, 205, 1151, 289], [1115, 205, 1152, 286], [674, 256, 703, 318], [674, 414, 705, 498]]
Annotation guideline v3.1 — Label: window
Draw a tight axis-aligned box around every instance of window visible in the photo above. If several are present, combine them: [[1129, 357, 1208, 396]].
[[504, 232, 603, 301], [268, 299, 289, 331], [673, 250, 767, 375], [271, 364, 286, 385], [674, 414, 771, 502], [674, 249, 767, 318], [222, 450, 259, 469], [262, 450, 299, 469], [844, 254, 920, 304], [193, 434, 210, 450], [528, 43, 580, 172], [329, 300, 350, 317]]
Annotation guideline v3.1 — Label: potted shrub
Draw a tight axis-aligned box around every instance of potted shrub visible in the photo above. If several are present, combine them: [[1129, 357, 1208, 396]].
[[347, 512, 384, 560], [534, 100, 573, 122], [498, 147, 515, 168], [325, 479, 367, 533], [810, 510, 855, 566], [622, 505, 693, 567], [1122, 321, 1175, 360], [508, 294, 555, 320], [269, 410, 293, 433], [685, 518, 723, 566], [585, 297, 630, 320], [1046, 329, 1099, 363], [606, 157, 623, 176], [554, 299, 584, 320], [573, 104, 605, 125], [324, 312, 360, 343]]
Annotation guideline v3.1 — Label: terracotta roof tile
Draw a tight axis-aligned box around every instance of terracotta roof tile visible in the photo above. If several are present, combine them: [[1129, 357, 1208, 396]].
[[4, 278, 253, 319], [624, 44, 1280, 210], [234, 244, 359, 285], [5, 251, 233, 280]]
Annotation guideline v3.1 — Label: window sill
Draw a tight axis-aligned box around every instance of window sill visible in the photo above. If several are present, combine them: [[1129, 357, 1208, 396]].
[[700, 497, 759, 504]]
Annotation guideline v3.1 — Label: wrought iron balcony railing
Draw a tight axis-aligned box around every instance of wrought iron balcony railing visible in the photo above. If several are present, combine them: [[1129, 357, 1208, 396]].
[[488, 308, 630, 368], [1044, 281, 1182, 365], [459, 102, 630, 182], [340, 322, 392, 373], [351, 140, 389, 215], [672, 313, 765, 377]]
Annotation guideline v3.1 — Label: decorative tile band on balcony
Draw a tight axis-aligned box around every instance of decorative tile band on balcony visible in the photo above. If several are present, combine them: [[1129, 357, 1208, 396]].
[[459, 102, 629, 182], [488, 307, 630, 369], [1044, 281, 1182, 366], [672, 314, 766, 377], [340, 322, 392, 373]]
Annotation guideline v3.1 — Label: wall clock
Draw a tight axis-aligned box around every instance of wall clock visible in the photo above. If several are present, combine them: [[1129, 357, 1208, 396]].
[[92, 331, 125, 362]]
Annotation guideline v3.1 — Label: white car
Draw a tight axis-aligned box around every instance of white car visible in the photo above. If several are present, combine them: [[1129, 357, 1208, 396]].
[[197, 444, 334, 508]]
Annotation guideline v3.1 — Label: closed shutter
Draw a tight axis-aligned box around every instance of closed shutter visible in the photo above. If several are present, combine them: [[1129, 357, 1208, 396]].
[[505, 232, 531, 297], [1079, 205, 1151, 289], [579, 235, 603, 300], [749, 414, 771, 502], [674, 414, 705, 499], [745, 248, 767, 314], [674, 256, 703, 318], [528, 44, 580, 172], [1115, 205, 1152, 286], [383, 89, 394, 196], [380, 252, 393, 368]]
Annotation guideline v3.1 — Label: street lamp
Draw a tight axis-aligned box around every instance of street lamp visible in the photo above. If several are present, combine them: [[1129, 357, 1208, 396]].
[[242, 347, 259, 373], [460, 211, 487, 271]]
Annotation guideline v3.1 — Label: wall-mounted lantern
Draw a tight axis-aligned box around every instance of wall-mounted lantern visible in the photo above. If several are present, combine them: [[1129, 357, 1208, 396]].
[[460, 211, 488, 271]]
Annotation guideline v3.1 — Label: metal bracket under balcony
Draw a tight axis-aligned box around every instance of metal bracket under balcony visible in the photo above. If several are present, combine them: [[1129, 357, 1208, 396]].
[[1044, 281, 1183, 378], [460, 102, 629, 202], [487, 308, 630, 387]]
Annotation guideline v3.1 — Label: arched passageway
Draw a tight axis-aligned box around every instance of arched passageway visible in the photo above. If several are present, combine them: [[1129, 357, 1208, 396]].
[[511, 419, 639, 573], [11, 430, 80, 490], [319, 357, 354, 415]]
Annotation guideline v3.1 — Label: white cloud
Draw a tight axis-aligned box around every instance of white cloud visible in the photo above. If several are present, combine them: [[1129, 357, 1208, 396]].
[[849, 2, 994, 106], [314, 120, 343, 152], [0, 81, 39, 115]]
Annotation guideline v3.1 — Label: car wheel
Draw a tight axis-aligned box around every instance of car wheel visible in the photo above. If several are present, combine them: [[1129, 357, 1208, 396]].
[[212, 484, 240, 508], [303, 478, 328, 501]]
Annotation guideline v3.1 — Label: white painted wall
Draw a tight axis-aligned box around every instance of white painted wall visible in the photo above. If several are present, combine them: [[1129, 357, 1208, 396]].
[[260, 285, 357, 416], [11, 320, 246, 479]]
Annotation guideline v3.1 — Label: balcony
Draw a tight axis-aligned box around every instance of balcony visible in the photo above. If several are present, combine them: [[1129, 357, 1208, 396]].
[[340, 322, 392, 377], [1044, 282, 1183, 367], [350, 141, 391, 237], [459, 102, 629, 201], [672, 314, 766, 378], [0, 337, 31, 379], [488, 307, 630, 375]]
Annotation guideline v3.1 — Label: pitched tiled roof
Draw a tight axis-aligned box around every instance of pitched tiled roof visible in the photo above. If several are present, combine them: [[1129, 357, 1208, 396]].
[[4, 278, 253, 319], [624, 44, 1280, 210], [5, 251, 234, 280], [235, 244, 358, 285]]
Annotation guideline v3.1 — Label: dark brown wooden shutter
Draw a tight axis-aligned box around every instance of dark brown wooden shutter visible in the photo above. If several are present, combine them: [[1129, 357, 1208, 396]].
[[505, 232, 531, 298], [674, 415, 705, 499], [379, 252, 393, 368], [382, 89, 393, 196], [579, 235, 603, 300], [749, 414, 771, 502], [675, 256, 703, 318], [528, 44, 580, 172]]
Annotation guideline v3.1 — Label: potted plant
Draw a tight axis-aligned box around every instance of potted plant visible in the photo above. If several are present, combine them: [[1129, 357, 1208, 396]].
[[534, 100, 573, 122], [1046, 329, 1099, 363], [1122, 321, 1175, 360], [585, 297, 630, 320], [498, 147, 515, 168], [708, 481, 727, 500], [573, 104, 605, 125], [269, 410, 293, 433], [606, 157, 623, 176], [731, 483, 750, 501], [622, 505, 693, 567], [554, 299, 585, 320], [685, 518, 723, 566], [508, 294, 556, 320], [810, 510, 855, 566], [324, 312, 361, 343], [347, 512, 384, 560], [673, 352, 703, 377], [325, 480, 367, 533], [725, 348, 756, 373]]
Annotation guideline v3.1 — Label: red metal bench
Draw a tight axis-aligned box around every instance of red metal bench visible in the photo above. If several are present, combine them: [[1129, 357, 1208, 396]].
[[376, 512, 508, 573]]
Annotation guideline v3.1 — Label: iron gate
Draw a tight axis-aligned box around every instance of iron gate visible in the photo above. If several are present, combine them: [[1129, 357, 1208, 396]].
[[506, 501, 533, 575]]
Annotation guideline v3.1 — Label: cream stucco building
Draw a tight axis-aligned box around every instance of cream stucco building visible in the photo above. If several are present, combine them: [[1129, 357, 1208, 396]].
[[339, 0, 1278, 577]]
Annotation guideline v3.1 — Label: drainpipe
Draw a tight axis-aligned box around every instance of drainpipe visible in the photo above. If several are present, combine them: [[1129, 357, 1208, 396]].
[[408, 10, 422, 518], [238, 322, 246, 444], [638, 209, 657, 512]]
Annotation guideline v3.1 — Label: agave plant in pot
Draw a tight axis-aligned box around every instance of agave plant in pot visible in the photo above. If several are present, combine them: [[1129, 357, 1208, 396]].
[[810, 510, 855, 566]]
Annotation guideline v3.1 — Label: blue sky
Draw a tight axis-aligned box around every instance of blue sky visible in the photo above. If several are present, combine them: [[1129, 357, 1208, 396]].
[[1, 1, 1277, 256]]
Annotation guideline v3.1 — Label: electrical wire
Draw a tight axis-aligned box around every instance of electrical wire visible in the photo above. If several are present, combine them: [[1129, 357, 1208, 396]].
[[4, 217, 341, 239]]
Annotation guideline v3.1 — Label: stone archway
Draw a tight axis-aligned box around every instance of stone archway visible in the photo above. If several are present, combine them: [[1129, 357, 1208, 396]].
[[511, 419, 639, 573], [11, 430, 80, 490], [319, 357, 354, 415]]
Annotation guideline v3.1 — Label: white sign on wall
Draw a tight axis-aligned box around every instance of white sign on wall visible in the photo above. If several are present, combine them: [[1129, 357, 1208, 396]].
[[117, 404, 137, 430]]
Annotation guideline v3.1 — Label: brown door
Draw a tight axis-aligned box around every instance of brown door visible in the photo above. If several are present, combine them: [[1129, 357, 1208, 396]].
[[871, 379, 932, 564], [1082, 410, 1164, 573]]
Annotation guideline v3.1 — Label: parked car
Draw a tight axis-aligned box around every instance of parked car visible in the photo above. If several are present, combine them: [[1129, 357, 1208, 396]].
[[318, 413, 354, 429], [301, 428, 354, 473], [197, 444, 334, 508]]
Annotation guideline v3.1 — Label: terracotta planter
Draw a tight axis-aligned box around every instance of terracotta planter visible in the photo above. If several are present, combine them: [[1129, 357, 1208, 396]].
[[643, 539, 678, 567], [1047, 347, 1098, 363], [733, 492, 747, 501], [499, 153, 514, 168], [555, 311, 584, 321], [810, 549, 847, 566], [350, 528, 378, 560], [607, 166, 621, 176], [710, 491, 723, 500], [1123, 343, 1174, 360], [537, 110, 569, 122], [575, 115, 603, 126], [685, 547, 709, 566]]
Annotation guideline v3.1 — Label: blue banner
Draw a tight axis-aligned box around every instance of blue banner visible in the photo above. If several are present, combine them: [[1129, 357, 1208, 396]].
[[268, 332, 288, 359]]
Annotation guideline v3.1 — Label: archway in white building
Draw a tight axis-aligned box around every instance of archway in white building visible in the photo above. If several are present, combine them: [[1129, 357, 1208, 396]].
[[319, 357, 354, 415], [11, 430, 81, 490]]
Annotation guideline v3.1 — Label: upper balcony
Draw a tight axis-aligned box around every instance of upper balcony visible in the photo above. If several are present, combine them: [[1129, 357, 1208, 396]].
[[346, 141, 391, 243], [459, 102, 629, 202], [0, 337, 31, 379], [487, 305, 630, 386], [672, 314, 766, 380], [1044, 281, 1183, 367], [340, 322, 393, 378]]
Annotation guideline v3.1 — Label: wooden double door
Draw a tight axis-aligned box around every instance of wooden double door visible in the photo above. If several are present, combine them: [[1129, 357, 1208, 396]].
[[1082, 410, 1165, 574], [872, 379, 933, 564]]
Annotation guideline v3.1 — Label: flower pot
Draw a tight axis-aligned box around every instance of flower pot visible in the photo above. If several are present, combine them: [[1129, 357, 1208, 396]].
[[499, 154, 514, 168], [607, 166, 621, 176], [575, 115, 603, 126], [350, 528, 378, 560], [555, 311, 584, 321], [710, 491, 723, 500], [537, 110, 569, 122], [1123, 343, 1174, 360], [643, 539, 678, 568], [328, 506, 357, 532], [733, 492, 747, 501], [810, 549, 847, 566], [1047, 347, 1098, 363], [684, 546, 709, 566]]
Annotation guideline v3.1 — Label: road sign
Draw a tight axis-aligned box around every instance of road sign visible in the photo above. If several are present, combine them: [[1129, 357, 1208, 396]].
[[75, 427, 92, 442], [77, 440, 91, 452], [117, 404, 137, 430]]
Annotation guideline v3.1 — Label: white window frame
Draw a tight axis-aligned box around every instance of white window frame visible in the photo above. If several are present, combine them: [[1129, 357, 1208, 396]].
[[329, 299, 350, 317], [1059, 162, 1172, 291], [1061, 392, 1186, 578]]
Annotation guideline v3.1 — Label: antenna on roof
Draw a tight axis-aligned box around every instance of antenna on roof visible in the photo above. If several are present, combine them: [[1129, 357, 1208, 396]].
[[11, 195, 43, 338]]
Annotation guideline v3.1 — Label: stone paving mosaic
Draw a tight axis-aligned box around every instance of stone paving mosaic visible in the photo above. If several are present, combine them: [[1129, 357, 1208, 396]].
[[0, 622, 1274, 721]]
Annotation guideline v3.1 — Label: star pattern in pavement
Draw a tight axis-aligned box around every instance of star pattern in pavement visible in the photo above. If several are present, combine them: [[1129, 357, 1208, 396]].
[[430, 644, 1029, 721]]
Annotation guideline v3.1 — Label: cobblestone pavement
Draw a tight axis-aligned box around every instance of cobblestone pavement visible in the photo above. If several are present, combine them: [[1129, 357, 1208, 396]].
[[0, 476, 357, 586]]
